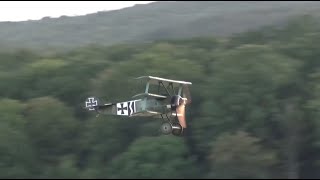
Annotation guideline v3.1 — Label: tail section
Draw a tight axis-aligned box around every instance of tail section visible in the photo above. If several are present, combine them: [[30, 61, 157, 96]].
[[85, 97, 100, 111], [85, 96, 141, 117], [84, 96, 114, 113]]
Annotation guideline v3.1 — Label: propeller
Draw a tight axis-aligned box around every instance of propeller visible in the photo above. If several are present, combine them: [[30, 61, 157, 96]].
[[182, 85, 192, 105], [176, 85, 191, 129], [176, 99, 187, 128], [169, 85, 191, 129]]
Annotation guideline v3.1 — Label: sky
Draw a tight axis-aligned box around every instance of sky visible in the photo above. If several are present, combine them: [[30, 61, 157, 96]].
[[0, 1, 155, 22]]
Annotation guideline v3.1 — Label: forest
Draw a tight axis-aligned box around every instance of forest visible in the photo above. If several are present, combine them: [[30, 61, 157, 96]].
[[0, 1, 320, 51], [1, 14, 320, 178]]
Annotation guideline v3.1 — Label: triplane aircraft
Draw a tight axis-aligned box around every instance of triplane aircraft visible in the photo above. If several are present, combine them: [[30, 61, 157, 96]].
[[84, 76, 192, 136]]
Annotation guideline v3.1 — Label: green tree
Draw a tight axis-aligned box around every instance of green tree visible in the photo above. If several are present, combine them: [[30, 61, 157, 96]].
[[194, 44, 301, 150], [208, 131, 277, 179], [106, 136, 199, 179], [80, 116, 140, 176], [23, 97, 80, 166], [0, 99, 37, 178]]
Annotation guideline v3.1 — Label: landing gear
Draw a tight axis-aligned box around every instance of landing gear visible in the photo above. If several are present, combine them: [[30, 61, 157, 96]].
[[171, 123, 183, 136], [159, 103, 184, 136], [160, 122, 172, 135], [160, 121, 184, 136]]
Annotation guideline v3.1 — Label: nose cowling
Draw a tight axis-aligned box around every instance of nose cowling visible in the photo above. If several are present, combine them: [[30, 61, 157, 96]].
[[170, 95, 183, 111], [170, 95, 187, 131]]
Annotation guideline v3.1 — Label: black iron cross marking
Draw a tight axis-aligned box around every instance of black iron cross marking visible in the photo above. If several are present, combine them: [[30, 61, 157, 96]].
[[117, 103, 128, 114]]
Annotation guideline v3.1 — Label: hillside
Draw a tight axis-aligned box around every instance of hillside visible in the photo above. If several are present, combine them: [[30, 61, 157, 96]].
[[1, 15, 320, 178], [0, 1, 320, 50]]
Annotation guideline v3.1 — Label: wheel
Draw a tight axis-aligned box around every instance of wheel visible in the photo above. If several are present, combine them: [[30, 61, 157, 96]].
[[160, 122, 172, 135], [171, 123, 183, 136]]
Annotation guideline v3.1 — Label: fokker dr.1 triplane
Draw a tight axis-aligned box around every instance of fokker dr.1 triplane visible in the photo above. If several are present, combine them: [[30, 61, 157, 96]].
[[85, 76, 192, 136]]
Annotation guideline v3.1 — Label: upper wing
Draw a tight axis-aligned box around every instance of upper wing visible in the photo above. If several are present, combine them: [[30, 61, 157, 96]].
[[134, 76, 192, 88]]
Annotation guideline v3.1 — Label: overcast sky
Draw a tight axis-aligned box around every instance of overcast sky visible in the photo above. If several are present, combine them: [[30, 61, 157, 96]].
[[0, 1, 155, 22]]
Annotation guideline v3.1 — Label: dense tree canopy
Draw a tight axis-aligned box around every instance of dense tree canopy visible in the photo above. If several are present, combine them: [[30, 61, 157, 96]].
[[0, 15, 320, 178]]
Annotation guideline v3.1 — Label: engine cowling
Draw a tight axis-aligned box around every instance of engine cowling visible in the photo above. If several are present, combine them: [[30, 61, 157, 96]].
[[170, 95, 183, 111]]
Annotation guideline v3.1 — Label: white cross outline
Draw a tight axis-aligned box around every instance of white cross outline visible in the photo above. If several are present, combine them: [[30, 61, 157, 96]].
[[86, 97, 98, 110]]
